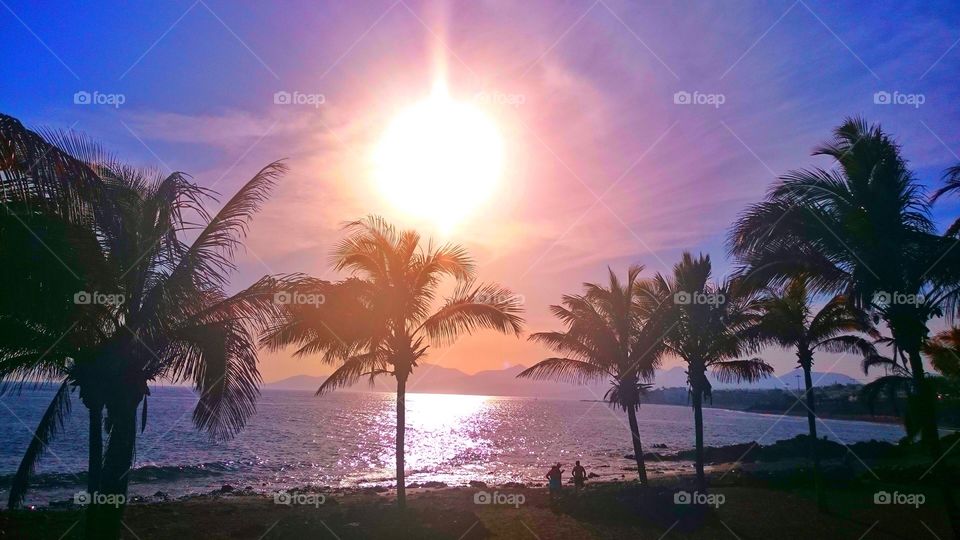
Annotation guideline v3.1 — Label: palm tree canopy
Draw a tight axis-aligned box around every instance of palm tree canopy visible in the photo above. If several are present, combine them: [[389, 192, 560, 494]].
[[923, 328, 960, 379], [262, 216, 524, 393], [1, 115, 288, 441], [641, 252, 773, 397], [746, 278, 877, 365], [518, 265, 667, 410], [728, 116, 960, 350]]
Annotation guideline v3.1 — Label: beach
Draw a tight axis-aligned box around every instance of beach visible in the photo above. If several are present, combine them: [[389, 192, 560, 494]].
[[3, 466, 952, 539]]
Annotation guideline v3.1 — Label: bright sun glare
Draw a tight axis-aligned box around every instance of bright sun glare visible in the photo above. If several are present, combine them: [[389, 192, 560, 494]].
[[373, 84, 504, 232]]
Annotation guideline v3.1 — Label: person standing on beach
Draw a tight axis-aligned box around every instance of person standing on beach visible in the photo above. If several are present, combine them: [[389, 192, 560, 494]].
[[572, 461, 586, 491], [546, 463, 564, 497]]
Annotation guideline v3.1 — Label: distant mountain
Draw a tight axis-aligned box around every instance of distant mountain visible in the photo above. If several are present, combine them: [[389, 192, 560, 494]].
[[265, 364, 861, 397], [652, 366, 859, 391]]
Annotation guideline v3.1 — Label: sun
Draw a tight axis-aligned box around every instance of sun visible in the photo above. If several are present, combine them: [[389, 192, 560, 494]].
[[373, 84, 504, 232]]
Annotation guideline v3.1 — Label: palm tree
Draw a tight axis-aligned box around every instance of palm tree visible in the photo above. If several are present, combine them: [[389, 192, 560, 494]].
[[924, 328, 960, 379], [642, 252, 773, 490], [729, 117, 960, 534], [1, 115, 287, 537], [261, 216, 524, 509], [748, 278, 876, 504], [517, 266, 667, 484], [931, 164, 960, 237], [1, 115, 119, 507]]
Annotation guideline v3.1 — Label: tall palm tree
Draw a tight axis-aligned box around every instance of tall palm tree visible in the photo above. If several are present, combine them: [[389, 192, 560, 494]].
[[1, 115, 287, 537], [729, 117, 960, 535], [642, 252, 773, 490], [747, 278, 876, 504], [517, 266, 667, 484], [262, 216, 524, 509]]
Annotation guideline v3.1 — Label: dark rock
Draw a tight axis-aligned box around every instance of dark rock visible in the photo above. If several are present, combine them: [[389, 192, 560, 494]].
[[220, 484, 235, 493], [468, 480, 488, 489], [587, 472, 600, 478]]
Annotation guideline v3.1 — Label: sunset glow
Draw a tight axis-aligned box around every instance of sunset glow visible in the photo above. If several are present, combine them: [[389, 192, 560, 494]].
[[372, 83, 504, 231]]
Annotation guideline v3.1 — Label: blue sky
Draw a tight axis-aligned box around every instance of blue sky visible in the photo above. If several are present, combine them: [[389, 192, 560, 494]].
[[2, 0, 960, 380]]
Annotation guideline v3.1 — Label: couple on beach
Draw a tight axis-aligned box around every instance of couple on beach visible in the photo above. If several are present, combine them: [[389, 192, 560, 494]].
[[546, 461, 587, 495]]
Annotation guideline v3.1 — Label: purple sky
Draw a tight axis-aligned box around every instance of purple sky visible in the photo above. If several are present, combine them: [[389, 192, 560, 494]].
[[3, 0, 960, 382]]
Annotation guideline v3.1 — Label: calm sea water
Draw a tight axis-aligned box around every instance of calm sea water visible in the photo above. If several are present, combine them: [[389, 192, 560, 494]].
[[0, 386, 906, 505]]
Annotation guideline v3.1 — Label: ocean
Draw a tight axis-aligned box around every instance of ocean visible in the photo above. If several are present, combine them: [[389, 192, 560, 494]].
[[0, 386, 906, 506]]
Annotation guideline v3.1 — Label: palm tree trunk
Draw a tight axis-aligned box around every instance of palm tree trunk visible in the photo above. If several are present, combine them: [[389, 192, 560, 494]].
[[626, 407, 647, 484], [691, 389, 706, 491], [87, 401, 137, 540], [88, 405, 103, 495], [907, 348, 960, 538], [800, 360, 823, 509], [396, 374, 407, 510]]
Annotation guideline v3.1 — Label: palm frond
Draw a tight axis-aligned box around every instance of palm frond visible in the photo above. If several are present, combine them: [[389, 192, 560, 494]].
[[516, 357, 609, 385], [710, 358, 774, 384], [419, 281, 524, 346], [7, 380, 71, 509]]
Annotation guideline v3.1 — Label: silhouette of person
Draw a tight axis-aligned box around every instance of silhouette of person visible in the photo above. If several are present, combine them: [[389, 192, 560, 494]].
[[546, 463, 564, 496], [572, 460, 586, 490]]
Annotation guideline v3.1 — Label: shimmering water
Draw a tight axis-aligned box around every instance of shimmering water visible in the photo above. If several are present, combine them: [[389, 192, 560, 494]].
[[0, 386, 906, 505]]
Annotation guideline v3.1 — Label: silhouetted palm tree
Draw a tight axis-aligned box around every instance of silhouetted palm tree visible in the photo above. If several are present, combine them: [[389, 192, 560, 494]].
[[262, 216, 524, 509], [517, 266, 667, 484], [747, 278, 876, 504], [931, 164, 960, 237], [642, 252, 773, 489], [924, 328, 960, 379], [1, 115, 286, 537], [729, 117, 960, 535]]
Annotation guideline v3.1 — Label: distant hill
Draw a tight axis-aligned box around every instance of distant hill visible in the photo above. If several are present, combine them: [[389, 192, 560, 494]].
[[265, 364, 861, 397]]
